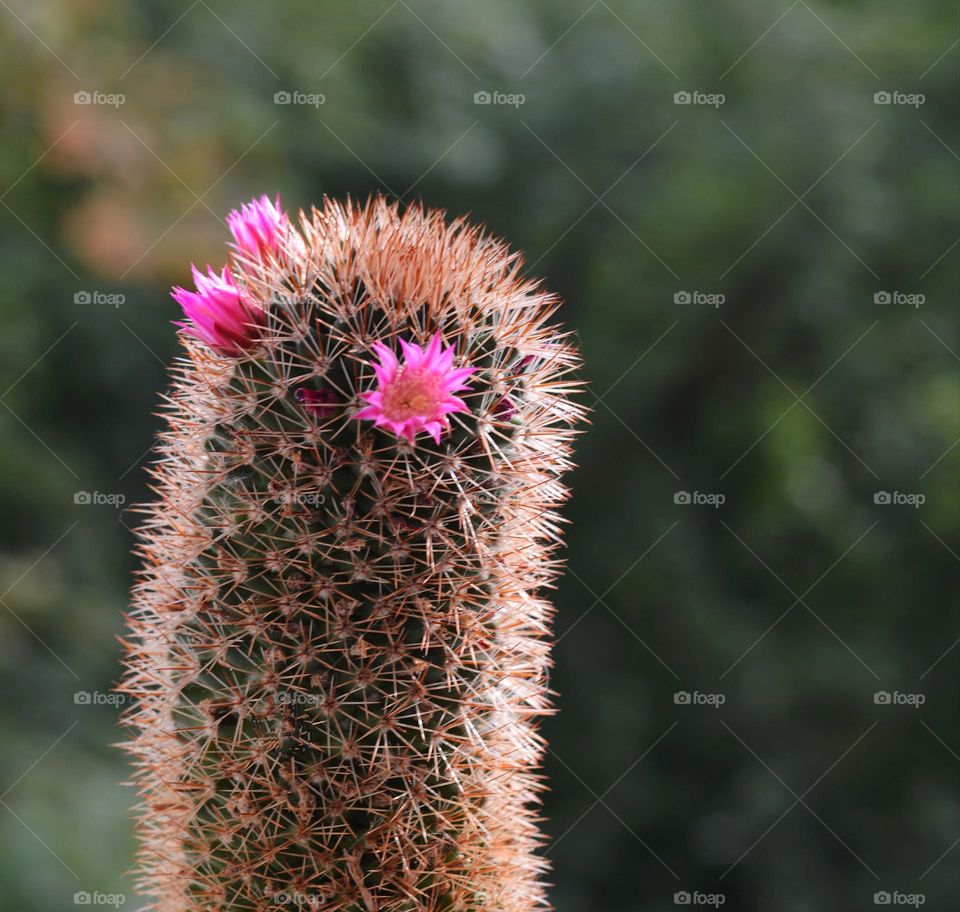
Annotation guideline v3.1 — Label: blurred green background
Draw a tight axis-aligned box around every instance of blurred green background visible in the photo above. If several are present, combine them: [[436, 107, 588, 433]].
[[1, 1, 957, 909]]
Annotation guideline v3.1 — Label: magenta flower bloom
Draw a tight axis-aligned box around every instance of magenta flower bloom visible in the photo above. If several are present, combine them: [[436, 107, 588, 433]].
[[226, 194, 288, 258], [356, 333, 475, 444], [171, 265, 265, 355], [295, 386, 339, 418]]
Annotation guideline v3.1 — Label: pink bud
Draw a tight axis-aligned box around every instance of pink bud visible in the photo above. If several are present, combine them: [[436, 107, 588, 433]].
[[171, 264, 265, 355], [296, 387, 339, 418], [226, 194, 288, 258]]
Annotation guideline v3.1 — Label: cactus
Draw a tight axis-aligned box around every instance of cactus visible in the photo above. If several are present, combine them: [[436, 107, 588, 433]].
[[120, 195, 584, 912]]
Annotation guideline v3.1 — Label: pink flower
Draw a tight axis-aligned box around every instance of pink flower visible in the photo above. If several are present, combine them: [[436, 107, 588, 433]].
[[295, 386, 339, 418], [171, 265, 265, 355], [226, 194, 288, 258], [356, 333, 475, 444]]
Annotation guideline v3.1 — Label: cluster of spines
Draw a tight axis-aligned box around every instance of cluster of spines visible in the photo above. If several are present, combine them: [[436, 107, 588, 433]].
[[120, 195, 584, 911]]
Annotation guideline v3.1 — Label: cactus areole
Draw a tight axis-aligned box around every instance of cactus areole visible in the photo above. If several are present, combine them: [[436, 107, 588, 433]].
[[121, 195, 584, 912]]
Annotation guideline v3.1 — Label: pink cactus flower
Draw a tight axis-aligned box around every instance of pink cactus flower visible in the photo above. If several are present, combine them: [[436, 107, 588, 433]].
[[226, 194, 288, 258], [356, 333, 475, 444], [295, 386, 339, 418], [171, 265, 265, 355]]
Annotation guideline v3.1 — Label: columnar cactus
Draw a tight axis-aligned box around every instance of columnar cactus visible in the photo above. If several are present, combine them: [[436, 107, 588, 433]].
[[121, 195, 584, 912]]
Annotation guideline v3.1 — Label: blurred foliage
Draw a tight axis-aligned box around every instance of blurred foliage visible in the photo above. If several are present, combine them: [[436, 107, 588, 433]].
[[0, 1, 957, 909]]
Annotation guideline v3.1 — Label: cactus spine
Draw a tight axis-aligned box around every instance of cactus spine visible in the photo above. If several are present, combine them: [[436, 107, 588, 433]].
[[121, 196, 584, 911]]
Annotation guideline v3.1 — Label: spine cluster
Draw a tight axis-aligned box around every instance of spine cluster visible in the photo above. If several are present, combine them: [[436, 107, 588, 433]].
[[121, 195, 584, 911]]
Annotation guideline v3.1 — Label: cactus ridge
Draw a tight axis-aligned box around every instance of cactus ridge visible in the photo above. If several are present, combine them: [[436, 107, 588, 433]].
[[121, 196, 584, 912]]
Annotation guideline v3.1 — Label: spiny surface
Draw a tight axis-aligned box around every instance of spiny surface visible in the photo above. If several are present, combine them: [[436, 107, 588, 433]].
[[121, 197, 584, 912]]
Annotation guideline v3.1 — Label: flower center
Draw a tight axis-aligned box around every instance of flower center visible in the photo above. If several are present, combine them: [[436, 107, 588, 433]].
[[381, 369, 442, 421]]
